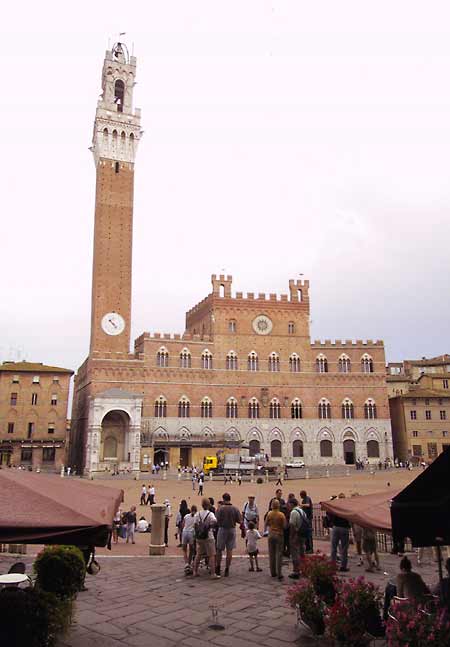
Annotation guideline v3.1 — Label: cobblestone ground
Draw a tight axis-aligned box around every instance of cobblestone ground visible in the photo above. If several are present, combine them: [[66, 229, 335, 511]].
[[0, 542, 442, 647]]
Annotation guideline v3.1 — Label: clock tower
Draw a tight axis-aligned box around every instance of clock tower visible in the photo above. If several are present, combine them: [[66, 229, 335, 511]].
[[89, 42, 141, 356]]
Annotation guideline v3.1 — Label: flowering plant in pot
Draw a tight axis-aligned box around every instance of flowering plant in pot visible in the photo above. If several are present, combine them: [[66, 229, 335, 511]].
[[286, 580, 326, 635], [298, 552, 338, 604], [386, 601, 450, 647], [325, 577, 383, 646]]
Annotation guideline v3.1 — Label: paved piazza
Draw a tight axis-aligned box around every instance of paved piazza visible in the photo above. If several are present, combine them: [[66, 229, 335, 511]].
[[3, 469, 436, 647]]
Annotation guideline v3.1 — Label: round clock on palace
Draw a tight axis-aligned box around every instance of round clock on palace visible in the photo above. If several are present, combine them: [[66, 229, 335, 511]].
[[252, 314, 273, 335], [101, 312, 125, 336]]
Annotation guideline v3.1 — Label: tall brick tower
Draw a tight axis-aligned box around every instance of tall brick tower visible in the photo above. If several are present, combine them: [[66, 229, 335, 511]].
[[89, 42, 141, 356]]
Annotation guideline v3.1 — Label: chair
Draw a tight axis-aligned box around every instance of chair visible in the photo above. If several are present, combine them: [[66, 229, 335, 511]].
[[8, 562, 26, 575]]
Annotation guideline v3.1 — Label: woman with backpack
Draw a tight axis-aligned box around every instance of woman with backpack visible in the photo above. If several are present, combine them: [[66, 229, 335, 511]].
[[192, 498, 220, 579]]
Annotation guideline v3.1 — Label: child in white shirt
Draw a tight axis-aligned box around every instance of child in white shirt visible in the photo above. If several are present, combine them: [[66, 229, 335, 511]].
[[246, 521, 262, 572]]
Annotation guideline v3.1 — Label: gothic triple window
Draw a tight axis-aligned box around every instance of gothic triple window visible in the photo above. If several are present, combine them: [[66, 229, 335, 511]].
[[318, 399, 331, 419], [248, 351, 259, 372], [226, 397, 238, 419], [291, 398, 302, 419], [338, 354, 351, 373], [248, 398, 260, 419], [201, 397, 213, 418], [156, 347, 169, 367], [289, 353, 300, 373], [154, 396, 167, 418], [178, 397, 190, 418], [364, 399, 377, 419], [269, 398, 281, 419], [361, 354, 374, 373], [342, 398, 354, 419], [268, 352, 280, 372], [201, 350, 213, 369], [180, 348, 192, 369], [316, 354, 328, 373], [226, 351, 238, 370]]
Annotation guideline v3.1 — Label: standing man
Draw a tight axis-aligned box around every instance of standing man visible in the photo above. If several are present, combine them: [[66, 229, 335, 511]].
[[125, 506, 137, 544], [266, 489, 289, 556], [300, 489, 314, 553], [288, 498, 307, 579], [147, 484, 155, 505], [198, 474, 204, 496], [242, 495, 259, 530], [164, 498, 172, 547], [140, 484, 147, 506], [329, 492, 351, 572], [192, 471, 197, 491], [215, 492, 242, 577]]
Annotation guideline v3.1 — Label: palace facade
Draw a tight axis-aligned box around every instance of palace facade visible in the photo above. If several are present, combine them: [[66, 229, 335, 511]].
[[69, 44, 393, 475]]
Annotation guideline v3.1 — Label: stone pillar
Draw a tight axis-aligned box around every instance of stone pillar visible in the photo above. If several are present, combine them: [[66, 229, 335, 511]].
[[149, 504, 166, 555]]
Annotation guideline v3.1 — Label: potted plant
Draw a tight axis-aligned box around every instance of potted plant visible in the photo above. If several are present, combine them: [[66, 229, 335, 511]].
[[386, 601, 450, 646], [299, 552, 338, 604], [325, 577, 383, 646], [33, 545, 86, 599], [286, 580, 326, 635]]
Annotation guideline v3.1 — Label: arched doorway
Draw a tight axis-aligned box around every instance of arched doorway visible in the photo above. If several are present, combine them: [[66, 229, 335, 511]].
[[101, 410, 129, 462], [320, 439, 333, 457], [293, 439, 304, 457], [343, 439, 356, 464], [154, 448, 168, 467], [249, 439, 260, 457], [367, 440, 380, 458], [271, 439, 282, 458]]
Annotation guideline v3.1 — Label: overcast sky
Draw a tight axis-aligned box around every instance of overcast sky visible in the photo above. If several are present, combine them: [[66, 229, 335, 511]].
[[1, 1, 449, 373]]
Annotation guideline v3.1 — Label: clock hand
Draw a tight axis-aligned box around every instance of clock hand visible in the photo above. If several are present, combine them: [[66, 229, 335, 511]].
[[108, 318, 117, 328]]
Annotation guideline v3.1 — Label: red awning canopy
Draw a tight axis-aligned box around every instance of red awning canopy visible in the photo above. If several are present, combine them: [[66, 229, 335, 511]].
[[320, 490, 400, 532], [0, 470, 123, 546]]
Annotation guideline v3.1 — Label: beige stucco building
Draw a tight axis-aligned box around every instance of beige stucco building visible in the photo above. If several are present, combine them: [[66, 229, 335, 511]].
[[387, 355, 450, 461], [0, 361, 73, 469], [70, 44, 394, 476]]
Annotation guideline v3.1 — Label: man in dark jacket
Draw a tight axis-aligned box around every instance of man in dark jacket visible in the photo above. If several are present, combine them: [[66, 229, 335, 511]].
[[329, 493, 350, 572]]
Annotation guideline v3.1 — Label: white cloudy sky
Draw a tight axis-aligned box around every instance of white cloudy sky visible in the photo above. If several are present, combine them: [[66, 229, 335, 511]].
[[1, 1, 449, 372]]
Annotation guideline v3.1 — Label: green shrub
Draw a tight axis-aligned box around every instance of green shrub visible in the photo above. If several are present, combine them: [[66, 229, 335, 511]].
[[0, 587, 71, 647], [34, 545, 86, 599]]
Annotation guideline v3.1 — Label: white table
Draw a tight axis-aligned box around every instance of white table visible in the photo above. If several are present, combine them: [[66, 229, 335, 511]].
[[0, 573, 31, 588]]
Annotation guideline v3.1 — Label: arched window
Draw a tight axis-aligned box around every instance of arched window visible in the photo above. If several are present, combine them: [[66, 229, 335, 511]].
[[367, 439, 380, 458], [316, 354, 328, 373], [226, 397, 238, 419], [289, 353, 300, 372], [226, 351, 238, 370], [293, 439, 304, 457], [364, 399, 377, 419], [156, 347, 169, 367], [338, 354, 351, 373], [200, 397, 213, 418], [114, 79, 125, 112], [269, 398, 281, 419], [341, 398, 354, 419], [318, 398, 331, 419], [268, 352, 280, 372], [249, 439, 260, 456], [154, 396, 167, 418], [320, 439, 333, 457], [180, 348, 192, 368], [201, 349, 213, 369], [288, 321, 295, 335], [361, 354, 374, 373], [178, 397, 190, 418], [291, 398, 302, 419], [271, 439, 282, 457], [229, 319, 237, 333], [248, 398, 260, 419], [104, 436, 118, 458], [248, 351, 259, 372]]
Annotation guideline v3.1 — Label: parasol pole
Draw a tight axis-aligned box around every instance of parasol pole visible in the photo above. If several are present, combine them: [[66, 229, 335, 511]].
[[436, 539, 444, 604]]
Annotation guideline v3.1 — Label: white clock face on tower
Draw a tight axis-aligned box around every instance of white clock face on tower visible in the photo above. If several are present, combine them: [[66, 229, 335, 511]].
[[101, 312, 125, 336], [252, 314, 273, 335]]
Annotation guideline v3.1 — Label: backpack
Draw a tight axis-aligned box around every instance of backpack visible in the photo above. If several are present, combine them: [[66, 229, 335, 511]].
[[194, 511, 211, 540], [294, 507, 309, 537]]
